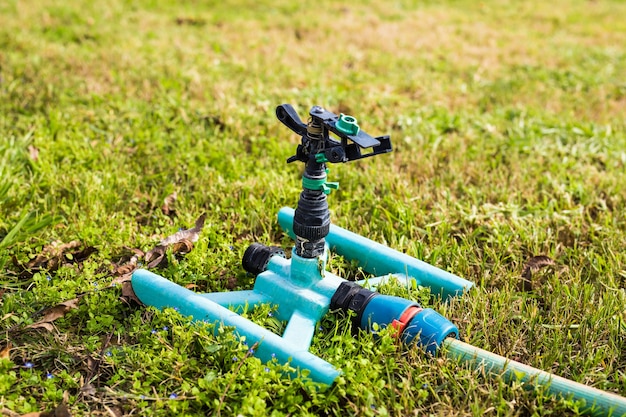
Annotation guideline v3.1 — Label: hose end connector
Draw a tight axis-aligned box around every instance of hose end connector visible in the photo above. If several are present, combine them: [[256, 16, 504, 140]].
[[330, 281, 458, 355], [402, 307, 458, 355]]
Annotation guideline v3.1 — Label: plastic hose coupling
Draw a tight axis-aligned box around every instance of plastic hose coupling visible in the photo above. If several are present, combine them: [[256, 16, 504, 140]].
[[242, 243, 286, 275], [330, 281, 458, 355]]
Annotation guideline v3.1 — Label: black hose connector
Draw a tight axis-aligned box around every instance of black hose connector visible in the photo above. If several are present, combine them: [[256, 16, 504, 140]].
[[293, 190, 331, 242], [242, 243, 286, 275], [330, 281, 378, 327]]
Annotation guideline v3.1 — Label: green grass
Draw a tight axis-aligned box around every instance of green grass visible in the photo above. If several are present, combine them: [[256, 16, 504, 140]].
[[1, 0, 626, 415]]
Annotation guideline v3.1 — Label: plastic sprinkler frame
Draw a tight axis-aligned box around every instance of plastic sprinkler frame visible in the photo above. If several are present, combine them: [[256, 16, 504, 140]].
[[131, 104, 626, 416]]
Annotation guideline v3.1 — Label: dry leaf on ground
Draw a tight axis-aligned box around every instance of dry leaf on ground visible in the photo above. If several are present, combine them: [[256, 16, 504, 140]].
[[51, 401, 71, 417], [161, 191, 178, 216], [110, 273, 132, 286], [112, 248, 144, 277], [520, 255, 555, 291], [17, 241, 97, 279], [110, 214, 206, 287], [0, 343, 11, 359], [143, 213, 206, 268], [26, 297, 83, 331], [159, 213, 206, 246], [120, 281, 142, 305], [27, 241, 81, 269]]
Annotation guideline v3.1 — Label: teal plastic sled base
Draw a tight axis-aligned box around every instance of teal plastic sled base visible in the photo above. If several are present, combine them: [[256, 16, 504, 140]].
[[132, 258, 421, 385], [131, 267, 340, 384], [131, 207, 472, 385]]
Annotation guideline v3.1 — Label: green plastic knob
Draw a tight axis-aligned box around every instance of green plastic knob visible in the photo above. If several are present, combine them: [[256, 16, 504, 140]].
[[336, 114, 360, 136], [315, 153, 329, 163], [321, 181, 339, 195]]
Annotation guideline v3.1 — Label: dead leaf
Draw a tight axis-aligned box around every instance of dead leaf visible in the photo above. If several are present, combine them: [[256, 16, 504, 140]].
[[80, 383, 96, 396], [110, 273, 132, 287], [112, 247, 144, 277], [159, 214, 206, 246], [520, 255, 555, 291], [171, 238, 193, 254], [114, 256, 139, 275], [67, 246, 98, 264], [2, 407, 20, 417], [19, 241, 97, 279], [141, 214, 206, 268], [28, 145, 39, 161], [27, 322, 55, 332], [26, 296, 83, 331], [109, 214, 206, 288], [1, 343, 12, 360], [27, 241, 81, 269], [161, 191, 178, 217], [114, 263, 137, 276], [125, 247, 145, 257], [121, 281, 142, 305], [144, 246, 166, 268], [52, 401, 71, 417], [522, 255, 555, 278], [103, 406, 122, 417], [175, 16, 206, 26], [226, 276, 238, 290]]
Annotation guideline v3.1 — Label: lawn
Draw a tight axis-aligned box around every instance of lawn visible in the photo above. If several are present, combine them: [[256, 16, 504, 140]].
[[1, 0, 625, 415]]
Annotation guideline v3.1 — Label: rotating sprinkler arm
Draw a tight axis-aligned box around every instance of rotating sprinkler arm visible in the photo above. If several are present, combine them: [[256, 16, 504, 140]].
[[276, 104, 392, 164]]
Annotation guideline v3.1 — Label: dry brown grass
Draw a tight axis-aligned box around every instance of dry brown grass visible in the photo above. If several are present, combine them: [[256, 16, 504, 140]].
[[2, 0, 624, 122]]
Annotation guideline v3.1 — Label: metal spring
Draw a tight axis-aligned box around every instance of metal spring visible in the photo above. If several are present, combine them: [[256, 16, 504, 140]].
[[306, 117, 324, 140]]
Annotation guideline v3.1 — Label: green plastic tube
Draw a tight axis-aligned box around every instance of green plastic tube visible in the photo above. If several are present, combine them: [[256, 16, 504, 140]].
[[444, 338, 626, 416]]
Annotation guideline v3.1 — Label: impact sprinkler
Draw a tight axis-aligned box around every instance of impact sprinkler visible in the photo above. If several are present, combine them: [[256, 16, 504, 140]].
[[131, 105, 626, 416]]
